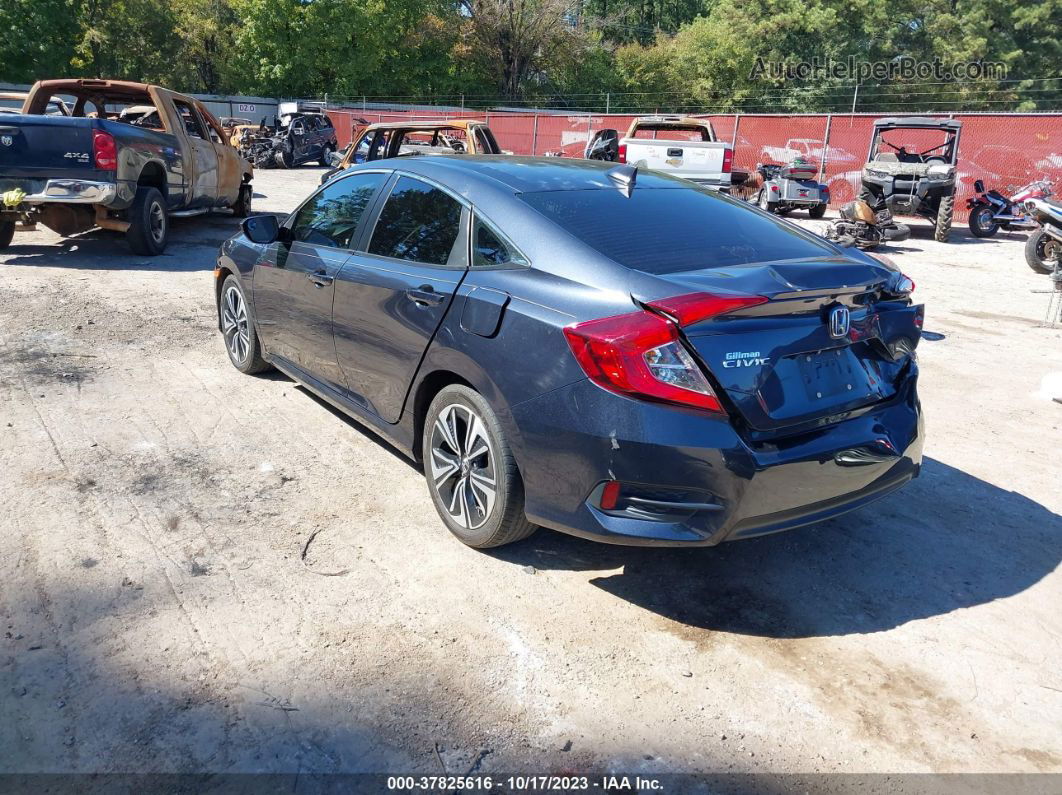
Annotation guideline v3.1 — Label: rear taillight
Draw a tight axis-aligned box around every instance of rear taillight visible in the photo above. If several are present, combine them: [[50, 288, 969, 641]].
[[617, 142, 627, 164], [93, 131, 117, 170], [722, 148, 733, 173], [563, 292, 766, 413]]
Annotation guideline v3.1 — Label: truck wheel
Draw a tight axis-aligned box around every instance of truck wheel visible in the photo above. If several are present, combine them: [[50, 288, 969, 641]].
[[1025, 230, 1059, 274], [126, 187, 168, 255], [934, 194, 954, 242], [275, 147, 293, 169], [319, 144, 334, 167], [808, 203, 827, 219], [967, 204, 998, 238], [0, 219, 14, 250], [232, 184, 252, 218]]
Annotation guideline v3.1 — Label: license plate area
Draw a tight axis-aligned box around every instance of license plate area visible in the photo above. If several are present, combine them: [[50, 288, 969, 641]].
[[796, 347, 871, 401]]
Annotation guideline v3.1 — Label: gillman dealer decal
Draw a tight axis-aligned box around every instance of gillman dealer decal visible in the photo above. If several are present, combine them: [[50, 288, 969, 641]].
[[723, 351, 770, 367]]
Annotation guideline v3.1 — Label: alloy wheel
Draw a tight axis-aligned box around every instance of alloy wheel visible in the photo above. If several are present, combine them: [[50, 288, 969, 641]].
[[429, 403, 497, 531], [221, 285, 250, 364], [974, 207, 996, 233]]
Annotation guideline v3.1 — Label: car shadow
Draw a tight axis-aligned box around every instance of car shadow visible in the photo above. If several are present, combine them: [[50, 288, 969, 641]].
[[491, 457, 1061, 639]]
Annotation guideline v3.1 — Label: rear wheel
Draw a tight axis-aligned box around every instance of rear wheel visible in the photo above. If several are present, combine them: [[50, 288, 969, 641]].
[[808, 203, 827, 219], [232, 183, 252, 218], [757, 190, 776, 214], [0, 219, 14, 250], [220, 274, 270, 374], [934, 193, 954, 242], [422, 385, 536, 549], [1025, 230, 1060, 274], [967, 203, 998, 237], [126, 186, 168, 255]]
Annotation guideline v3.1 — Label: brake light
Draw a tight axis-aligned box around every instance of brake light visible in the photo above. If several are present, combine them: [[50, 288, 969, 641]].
[[93, 131, 117, 170], [722, 147, 733, 173], [617, 142, 627, 164], [646, 292, 768, 326], [564, 293, 764, 413]]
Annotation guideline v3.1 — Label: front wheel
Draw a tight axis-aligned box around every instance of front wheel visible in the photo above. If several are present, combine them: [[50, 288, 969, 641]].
[[220, 275, 270, 373], [934, 193, 954, 242], [422, 385, 536, 549], [126, 186, 168, 255], [232, 183, 252, 218], [967, 203, 998, 238], [0, 219, 14, 250], [1025, 230, 1060, 274], [319, 144, 334, 167]]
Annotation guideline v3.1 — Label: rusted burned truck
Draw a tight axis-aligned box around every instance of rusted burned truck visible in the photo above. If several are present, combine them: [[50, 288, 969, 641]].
[[0, 79, 253, 255]]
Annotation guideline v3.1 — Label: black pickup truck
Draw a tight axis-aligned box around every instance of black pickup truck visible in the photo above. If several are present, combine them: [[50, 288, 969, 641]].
[[0, 79, 253, 255]]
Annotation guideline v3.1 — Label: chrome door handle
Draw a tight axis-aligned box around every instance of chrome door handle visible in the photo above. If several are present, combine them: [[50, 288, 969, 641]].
[[406, 287, 445, 307], [307, 270, 333, 288]]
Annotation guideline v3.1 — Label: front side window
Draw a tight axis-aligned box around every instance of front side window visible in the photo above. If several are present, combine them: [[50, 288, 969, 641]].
[[368, 176, 463, 266], [472, 215, 528, 268], [289, 172, 388, 249]]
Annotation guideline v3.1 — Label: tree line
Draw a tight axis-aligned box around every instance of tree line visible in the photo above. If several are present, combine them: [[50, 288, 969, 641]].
[[1, 0, 1058, 111]]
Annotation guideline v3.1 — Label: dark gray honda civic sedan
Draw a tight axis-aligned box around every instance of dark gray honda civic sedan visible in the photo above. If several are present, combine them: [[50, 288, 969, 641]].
[[214, 156, 924, 549]]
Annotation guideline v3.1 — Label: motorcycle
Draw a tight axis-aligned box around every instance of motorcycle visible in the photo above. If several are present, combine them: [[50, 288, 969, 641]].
[[1023, 197, 1062, 274], [823, 197, 910, 250], [967, 177, 1053, 238]]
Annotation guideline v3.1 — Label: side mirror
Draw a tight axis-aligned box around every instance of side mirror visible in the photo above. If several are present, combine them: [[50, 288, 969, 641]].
[[241, 214, 280, 244]]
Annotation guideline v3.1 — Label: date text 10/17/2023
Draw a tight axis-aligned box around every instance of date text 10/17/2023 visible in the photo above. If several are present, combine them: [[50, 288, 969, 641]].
[[386, 775, 665, 792]]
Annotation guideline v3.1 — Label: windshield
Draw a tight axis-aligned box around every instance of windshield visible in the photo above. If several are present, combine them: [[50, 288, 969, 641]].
[[872, 128, 957, 164], [520, 187, 835, 274]]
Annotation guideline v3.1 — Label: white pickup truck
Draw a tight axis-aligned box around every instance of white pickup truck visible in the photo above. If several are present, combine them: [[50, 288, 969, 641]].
[[585, 115, 734, 192]]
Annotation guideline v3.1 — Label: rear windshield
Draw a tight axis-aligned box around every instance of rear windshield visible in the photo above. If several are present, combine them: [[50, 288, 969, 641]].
[[519, 187, 835, 273]]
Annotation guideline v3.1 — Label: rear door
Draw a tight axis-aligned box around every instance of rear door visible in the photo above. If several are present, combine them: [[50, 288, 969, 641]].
[[331, 173, 469, 421], [171, 98, 218, 207], [252, 170, 390, 388]]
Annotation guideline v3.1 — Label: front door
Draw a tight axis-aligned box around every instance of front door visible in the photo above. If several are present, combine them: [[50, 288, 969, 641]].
[[332, 174, 469, 421], [252, 171, 390, 388], [172, 99, 218, 208]]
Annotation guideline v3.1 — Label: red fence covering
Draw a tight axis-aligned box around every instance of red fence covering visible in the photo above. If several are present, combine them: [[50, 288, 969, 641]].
[[326, 109, 1062, 217]]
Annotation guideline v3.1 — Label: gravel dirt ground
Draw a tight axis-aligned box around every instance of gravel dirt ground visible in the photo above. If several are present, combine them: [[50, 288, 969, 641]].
[[1, 167, 1060, 782]]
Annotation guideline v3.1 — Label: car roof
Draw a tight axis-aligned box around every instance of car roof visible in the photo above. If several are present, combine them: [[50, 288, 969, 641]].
[[392, 155, 692, 194], [873, 116, 963, 130], [362, 120, 487, 132]]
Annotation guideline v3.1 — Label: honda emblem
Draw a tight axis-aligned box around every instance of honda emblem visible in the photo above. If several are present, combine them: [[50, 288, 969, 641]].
[[828, 305, 851, 339]]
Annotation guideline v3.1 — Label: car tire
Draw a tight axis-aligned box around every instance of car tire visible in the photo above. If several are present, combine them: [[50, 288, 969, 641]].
[[219, 274, 270, 374], [232, 184, 252, 218], [808, 203, 827, 218], [1025, 230, 1059, 274], [319, 144, 334, 167], [967, 204, 998, 238], [126, 186, 168, 255], [0, 219, 14, 250], [934, 193, 954, 242], [275, 146, 293, 169], [422, 385, 536, 549]]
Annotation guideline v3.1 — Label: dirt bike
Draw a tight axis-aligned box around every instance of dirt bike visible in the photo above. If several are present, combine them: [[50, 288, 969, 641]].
[[967, 178, 1053, 238], [823, 197, 910, 250]]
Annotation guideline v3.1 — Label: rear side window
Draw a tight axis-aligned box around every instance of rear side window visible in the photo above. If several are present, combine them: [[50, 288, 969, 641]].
[[519, 187, 834, 274], [290, 172, 387, 249], [369, 176, 463, 265], [472, 215, 528, 268]]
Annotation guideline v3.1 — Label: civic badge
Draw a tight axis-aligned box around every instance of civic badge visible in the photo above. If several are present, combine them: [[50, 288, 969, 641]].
[[0, 135, 12, 147], [828, 305, 851, 339]]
